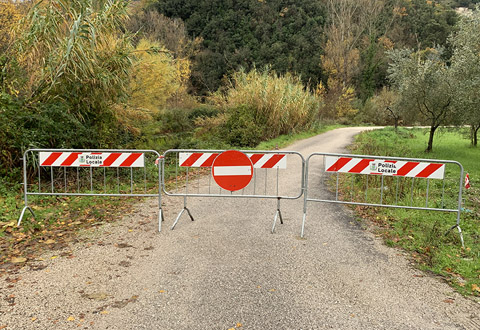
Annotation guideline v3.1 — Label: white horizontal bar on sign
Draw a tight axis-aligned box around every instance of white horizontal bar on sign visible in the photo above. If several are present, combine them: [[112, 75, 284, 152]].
[[325, 156, 445, 179], [212, 166, 252, 176], [39, 152, 144, 167]]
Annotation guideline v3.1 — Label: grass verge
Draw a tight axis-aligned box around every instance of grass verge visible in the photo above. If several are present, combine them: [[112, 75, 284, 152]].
[[347, 127, 480, 297]]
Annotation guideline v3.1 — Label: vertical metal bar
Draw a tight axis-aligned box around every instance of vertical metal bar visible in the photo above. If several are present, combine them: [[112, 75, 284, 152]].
[[276, 167, 279, 196], [301, 155, 310, 238], [117, 167, 120, 193], [158, 155, 163, 232], [395, 176, 399, 205], [90, 167, 93, 192], [441, 176, 446, 208], [410, 177, 415, 206], [365, 175, 369, 202], [185, 167, 189, 194], [425, 178, 430, 208], [380, 175, 384, 204], [456, 164, 465, 247], [130, 167, 133, 194], [209, 169, 211, 194], [351, 174, 354, 201], [198, 169, 200, 194], [335, 172, 339, 201], [77, 167, 79, 193], [23, 154, 28, 207], [253, 169, 256, 195], [175, 153, 178, 193], [104, 167, 106, 193], [64, 167, 67, 193], [51, 166, 54, 193], [144, 165, 147, 193], [38, 158, 41, 193], [264, 168, 267, 195]]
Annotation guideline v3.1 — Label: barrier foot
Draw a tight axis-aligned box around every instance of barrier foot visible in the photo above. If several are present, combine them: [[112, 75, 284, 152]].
[[171, 207, 195, 230], [271, 209, 283, 234], [158, 208, 165, 232], [445, 224, 465, 248], [300, 213, 306, 238], [17, 206, 35, 227]]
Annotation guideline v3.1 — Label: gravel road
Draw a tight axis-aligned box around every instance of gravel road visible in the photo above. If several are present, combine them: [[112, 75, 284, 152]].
[[1, 127, 479, 330]]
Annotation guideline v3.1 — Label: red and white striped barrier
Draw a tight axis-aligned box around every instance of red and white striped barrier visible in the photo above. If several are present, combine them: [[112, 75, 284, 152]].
[[39, 152, 144, 167], [325, 156, 445, 179], [179, 152, 287, 169]]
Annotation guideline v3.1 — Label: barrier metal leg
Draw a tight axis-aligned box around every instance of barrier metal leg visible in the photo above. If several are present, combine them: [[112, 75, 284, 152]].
[[271, 198, 284, 234], [17, 206, 35, 227], [171, 196, 195, 230], [301, 213, 306, 238], [445, 224, 465, 248]]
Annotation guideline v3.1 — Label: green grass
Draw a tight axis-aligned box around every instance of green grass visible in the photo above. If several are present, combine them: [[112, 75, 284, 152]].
[[348, 127, 480, 297]]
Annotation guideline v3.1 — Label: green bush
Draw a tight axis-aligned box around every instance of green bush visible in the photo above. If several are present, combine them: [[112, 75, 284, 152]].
[[223, 105, 266, 147]]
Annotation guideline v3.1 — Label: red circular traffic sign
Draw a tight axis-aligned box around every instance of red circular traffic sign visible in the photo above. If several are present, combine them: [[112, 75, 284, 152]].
[[211, 150, 253, 191]]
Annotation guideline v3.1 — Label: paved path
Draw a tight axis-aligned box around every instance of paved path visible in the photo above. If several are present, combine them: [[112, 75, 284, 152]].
[[1, 127, 479, 330]]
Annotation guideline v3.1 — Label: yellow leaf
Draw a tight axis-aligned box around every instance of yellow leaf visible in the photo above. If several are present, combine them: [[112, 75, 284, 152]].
[[44, 239, 56, 244], [236, 323, 243, 327], [472, 284, 480, 292], [269, 289, 275, 292], [31, 317, 37, 321], [51, 256, 58, 259], [11, 257, 27, 263], [158, 290, 165, 293], [100, 310, 109, 315], [67, 316, 75, 321]]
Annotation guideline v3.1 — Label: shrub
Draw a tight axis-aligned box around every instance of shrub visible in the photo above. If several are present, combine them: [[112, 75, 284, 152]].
[[212, 67, 322, 141]]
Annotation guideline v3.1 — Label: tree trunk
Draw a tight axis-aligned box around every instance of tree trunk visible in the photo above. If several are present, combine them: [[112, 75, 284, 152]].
[[394, 117, 398, 132], [474, 125, 479, 147], [426, 125, 437, 152]]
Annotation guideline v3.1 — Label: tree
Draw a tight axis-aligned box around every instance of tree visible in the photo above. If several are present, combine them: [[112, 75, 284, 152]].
[[450, 6, 480, 146], [375, 87, 401, 130], [388, 48, 455, 152]]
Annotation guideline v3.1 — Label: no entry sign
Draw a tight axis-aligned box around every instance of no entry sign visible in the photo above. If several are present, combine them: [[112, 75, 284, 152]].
[[211, 150, 253, 191]]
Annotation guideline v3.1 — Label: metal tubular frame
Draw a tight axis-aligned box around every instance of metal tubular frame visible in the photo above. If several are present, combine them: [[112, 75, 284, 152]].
[[301, 152, 465, 247], [17, 149, 163, 231], [161, 149, 305, 232]]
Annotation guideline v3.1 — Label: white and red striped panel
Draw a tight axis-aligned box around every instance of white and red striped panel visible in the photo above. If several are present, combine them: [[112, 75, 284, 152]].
[[178, 152, 287, 169], [39, 152, 144, 167], [325, 156, 445, 179]]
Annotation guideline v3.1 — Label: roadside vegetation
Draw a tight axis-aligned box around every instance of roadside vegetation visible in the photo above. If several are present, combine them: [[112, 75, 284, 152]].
[[346, 127, 480, 297]]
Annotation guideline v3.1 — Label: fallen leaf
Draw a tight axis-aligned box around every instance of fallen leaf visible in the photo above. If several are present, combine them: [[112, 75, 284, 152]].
[[0, 325, 7, 329], [44, 239, 56, 245], [472, 284, 480, 292], [82, 292, 110, 301], [115, 243, 133, 249], [67, 316, 75, 321], [5, 277, 21, 283], [443, 299, 454, 304], [100, 310, 109, 315], [31, 317, 37, 322], [236, 322, 243, 327], [158, 290, 165, 293], [269, 289, 275, 292], [11, 257, 27, 263], [50, 256, 58, 260]]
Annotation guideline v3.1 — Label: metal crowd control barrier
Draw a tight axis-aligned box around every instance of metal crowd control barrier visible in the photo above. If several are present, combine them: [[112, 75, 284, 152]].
[[17, 149, 163, 230], [302, 152, 465, 246], [160, 149, 305, 233]]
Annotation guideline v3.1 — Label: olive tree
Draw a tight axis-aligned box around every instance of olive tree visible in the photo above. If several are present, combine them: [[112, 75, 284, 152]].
[[387, 48, 455, 152], [450, 6, 480, 146]]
